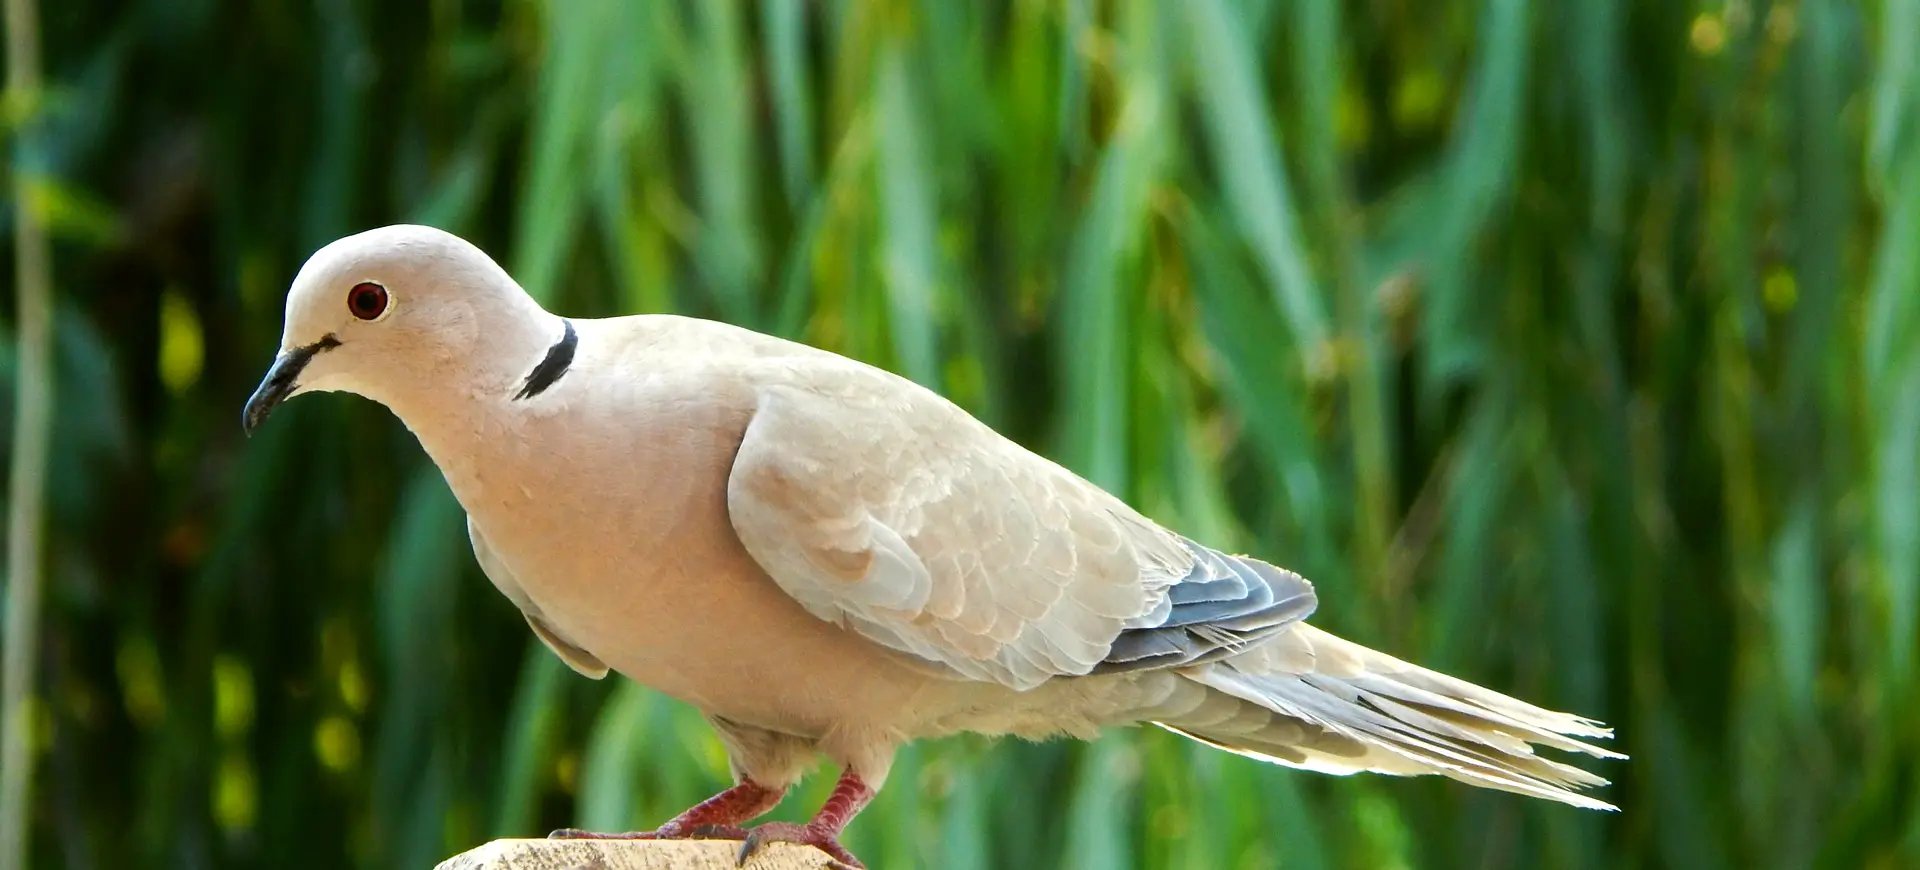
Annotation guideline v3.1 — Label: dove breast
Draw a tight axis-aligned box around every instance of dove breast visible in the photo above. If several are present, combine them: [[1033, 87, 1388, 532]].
[[408, 316, 944, 737]]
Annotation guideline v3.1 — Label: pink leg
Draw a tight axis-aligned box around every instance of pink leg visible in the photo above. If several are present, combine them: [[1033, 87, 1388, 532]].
[[550, 778, 787, 841], [734, 770, 875, 869]]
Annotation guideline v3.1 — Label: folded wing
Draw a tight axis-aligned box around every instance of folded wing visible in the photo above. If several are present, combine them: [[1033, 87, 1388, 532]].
[[723, 362, 1316, 691]]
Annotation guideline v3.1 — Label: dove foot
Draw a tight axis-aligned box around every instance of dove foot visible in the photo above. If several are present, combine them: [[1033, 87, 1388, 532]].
[[733, 769, 875, 870], [735, 821, 864, 869], [547, 779, 786, 841]]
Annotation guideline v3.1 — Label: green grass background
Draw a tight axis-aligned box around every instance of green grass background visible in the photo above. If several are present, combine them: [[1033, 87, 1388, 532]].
[[4, 0, 1918, 867]]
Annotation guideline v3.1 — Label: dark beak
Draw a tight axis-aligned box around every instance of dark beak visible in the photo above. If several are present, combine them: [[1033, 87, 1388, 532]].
[[242, 335, 339, 436]]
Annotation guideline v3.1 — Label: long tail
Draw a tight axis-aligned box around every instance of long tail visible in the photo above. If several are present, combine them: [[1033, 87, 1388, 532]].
[[1157, 624, 1625, 810]]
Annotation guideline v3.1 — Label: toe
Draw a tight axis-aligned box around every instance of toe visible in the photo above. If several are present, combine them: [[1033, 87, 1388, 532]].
[[734, 823, 798, 867], [547, 828, 668, 841], [733, 822, 864, 869]]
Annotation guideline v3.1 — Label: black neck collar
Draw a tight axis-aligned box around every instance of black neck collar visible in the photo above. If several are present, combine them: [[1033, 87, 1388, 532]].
[[513, 319, 576, 400]]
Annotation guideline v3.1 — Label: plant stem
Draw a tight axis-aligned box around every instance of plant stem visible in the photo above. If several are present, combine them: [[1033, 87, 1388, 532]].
[[1, 0, 52, 864]]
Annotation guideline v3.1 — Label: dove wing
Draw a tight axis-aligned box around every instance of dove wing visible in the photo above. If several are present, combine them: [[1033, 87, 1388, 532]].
[[722, 362, 1317, 692]]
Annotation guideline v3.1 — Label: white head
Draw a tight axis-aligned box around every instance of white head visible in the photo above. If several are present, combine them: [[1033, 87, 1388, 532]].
[[242, 224, 555, 434]]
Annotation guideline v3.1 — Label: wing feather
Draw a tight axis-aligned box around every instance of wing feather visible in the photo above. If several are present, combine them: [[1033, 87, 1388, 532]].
[[724, 361, 1319, 691]]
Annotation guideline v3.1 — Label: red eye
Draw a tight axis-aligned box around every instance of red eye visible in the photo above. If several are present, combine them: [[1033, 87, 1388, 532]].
[[348, 282, 388, 320]]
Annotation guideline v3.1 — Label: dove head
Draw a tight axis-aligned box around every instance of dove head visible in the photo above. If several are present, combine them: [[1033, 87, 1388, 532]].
[[242, 224, 555, 435]]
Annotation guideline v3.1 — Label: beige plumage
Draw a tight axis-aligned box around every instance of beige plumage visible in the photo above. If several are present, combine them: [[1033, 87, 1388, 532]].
[[244, 225, 1623, 867]]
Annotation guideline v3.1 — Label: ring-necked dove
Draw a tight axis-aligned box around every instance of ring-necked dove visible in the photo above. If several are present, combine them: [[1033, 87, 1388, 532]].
[[244, 225, 1623, 868]]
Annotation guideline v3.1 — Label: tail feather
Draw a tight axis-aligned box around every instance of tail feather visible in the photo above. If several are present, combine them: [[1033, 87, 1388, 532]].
[[1158, 625, 1624, 811]]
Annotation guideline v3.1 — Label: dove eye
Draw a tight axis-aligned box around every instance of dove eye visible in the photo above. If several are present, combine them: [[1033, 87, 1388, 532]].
[[348, 282, 389, 321]]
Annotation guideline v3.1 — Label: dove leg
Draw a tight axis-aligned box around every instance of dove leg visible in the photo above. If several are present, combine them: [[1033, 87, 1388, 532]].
[[548, 778, 787, 841], [733, 769, 875, 869]]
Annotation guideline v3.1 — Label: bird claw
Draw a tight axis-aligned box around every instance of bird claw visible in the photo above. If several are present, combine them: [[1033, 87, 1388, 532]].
[[734, 821, 865, 869]]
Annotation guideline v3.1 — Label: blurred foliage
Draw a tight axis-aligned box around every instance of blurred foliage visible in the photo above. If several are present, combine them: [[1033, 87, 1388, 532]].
[[1, 0, 1917, 868]]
